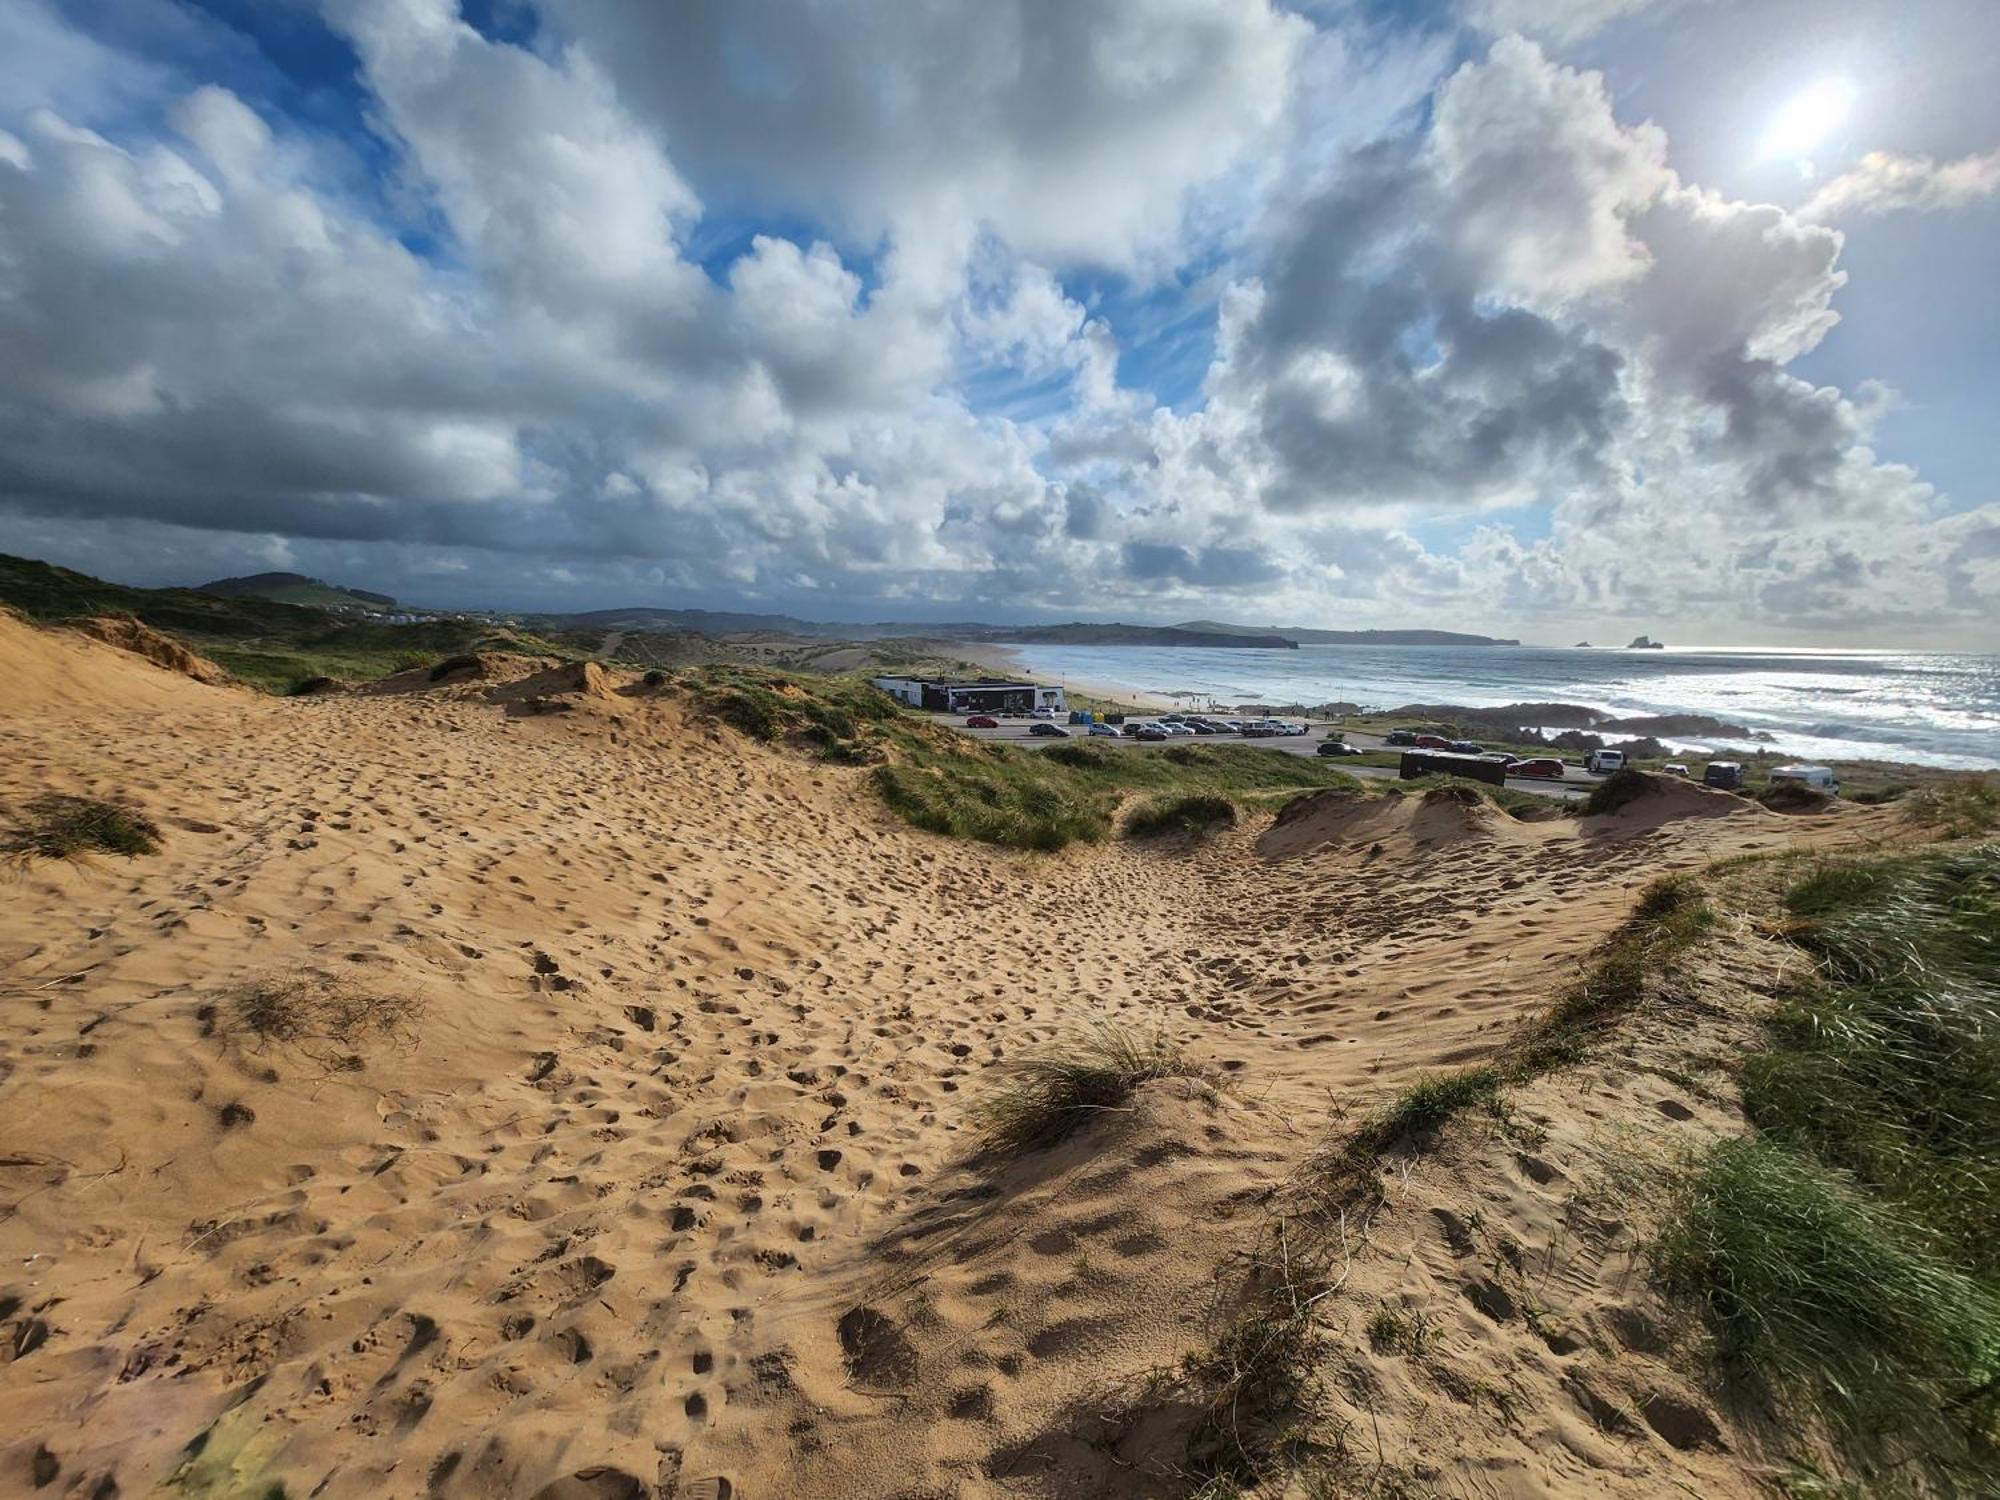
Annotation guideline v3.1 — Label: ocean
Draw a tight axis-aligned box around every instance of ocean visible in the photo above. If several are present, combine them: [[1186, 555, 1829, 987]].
[[1001, 643, 2000, 771]]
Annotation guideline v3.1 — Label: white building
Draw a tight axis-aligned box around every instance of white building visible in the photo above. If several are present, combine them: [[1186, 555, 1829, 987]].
[[869, 677, 1066, 715]]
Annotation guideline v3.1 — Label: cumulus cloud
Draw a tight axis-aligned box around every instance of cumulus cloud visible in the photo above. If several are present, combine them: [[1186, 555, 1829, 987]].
[[0, 1, 1991, 643], [1799, 148, 2000, 222], [551, 0, 1308, 271]]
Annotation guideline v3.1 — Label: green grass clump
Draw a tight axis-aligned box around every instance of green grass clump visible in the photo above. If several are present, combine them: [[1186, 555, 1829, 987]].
[[1749, 848, 2000, 1274], [1905, 777, 2000, 840], [973, 1026, 1202, 1154], [872, 754, 1116, 851], [4, 795, 162, 860], [1654, 1139, 2000, 1481], [1658, 844, 2000, 1489], [1123, 793, 1237, 840], [1581, 767, 1658, 816]]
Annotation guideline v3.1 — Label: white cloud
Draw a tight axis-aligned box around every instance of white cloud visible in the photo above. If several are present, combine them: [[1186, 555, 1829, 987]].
[[1799, 148, 2000, 222], [0, 3, 1990, 644], [1462, 0, 1694, 45]]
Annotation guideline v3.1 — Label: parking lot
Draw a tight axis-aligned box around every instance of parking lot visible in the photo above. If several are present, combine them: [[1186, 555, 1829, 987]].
[[931, 713, 1596, 801]]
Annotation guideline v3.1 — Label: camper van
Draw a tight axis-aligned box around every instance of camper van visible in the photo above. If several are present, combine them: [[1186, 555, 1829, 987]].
[[1583, 749, 1626, 775], [1769, 764, 1840, 796], [1702, 761, 1744, 790]]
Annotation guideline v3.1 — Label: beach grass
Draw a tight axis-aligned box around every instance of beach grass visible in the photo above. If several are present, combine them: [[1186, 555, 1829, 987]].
[[973, 1025, 1203, 1154], [1655, 844, 2000, 1489], [1121, 792, 1239, 839], [4, 794, 162, 861]]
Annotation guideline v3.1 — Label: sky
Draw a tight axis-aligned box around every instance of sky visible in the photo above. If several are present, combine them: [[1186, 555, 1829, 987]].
[[1, 0, 1996, 646]]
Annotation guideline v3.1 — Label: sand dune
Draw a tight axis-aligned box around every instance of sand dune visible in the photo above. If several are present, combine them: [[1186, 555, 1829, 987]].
[[0, 621, 1913, 1498]]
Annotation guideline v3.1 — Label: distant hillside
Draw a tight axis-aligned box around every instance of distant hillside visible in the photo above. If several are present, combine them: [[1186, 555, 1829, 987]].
[[548, 605, 831, 635], [1176, 619, 1520, 647], [0, 553, 547, 695], [540, 610, 1294, 647], [985, 622, 1294, 648], [195, 571, 397, 611]]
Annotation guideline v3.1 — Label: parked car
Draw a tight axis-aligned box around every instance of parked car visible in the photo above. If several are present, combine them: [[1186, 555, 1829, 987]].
[[1030, 707, 1057, 720], [1164, 723, 1195, 736], [1188, 720, 1220, 735], [1317, 740, 1363, 757], [1583, 748, 1626, 775], [1448, 739, 1484, 755], [1504, 757, 1566, 779], [1385, 729, 1417, 747], [1283, 722, 1310, 736], [1414, 734, 1452, 751], [1663, 762, 1690, 777], [1702, 761, 1744, 790], [1240, 724, 1277, 738], [1087, 723, 1121, 738], [1028, 722, 1070, 737], [963, 715, 999, 728], [1769, 764, 1840, 795], [1136, 725, 1170, 741]]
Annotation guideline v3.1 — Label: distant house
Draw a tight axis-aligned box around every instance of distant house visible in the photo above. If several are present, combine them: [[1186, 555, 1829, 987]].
[[870, 677, 1066, 715]]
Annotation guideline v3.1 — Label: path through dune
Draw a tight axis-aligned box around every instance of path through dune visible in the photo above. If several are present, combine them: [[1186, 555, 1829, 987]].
[[0, 627, 1900, 1498]]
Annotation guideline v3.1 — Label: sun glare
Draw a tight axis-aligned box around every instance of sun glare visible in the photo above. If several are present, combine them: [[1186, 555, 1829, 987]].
[[1759, 77, 1856, 160]]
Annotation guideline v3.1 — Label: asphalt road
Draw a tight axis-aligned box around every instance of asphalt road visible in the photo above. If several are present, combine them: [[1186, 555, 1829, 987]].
[[932, 714, 1595, 802]]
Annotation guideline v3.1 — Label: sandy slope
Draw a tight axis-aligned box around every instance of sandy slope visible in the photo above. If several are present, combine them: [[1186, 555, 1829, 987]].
[[0, 620, 1899, 1499]]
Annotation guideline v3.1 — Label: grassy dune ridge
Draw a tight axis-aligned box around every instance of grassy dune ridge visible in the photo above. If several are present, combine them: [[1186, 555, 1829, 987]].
[[1656, 843, 2000, 1491]]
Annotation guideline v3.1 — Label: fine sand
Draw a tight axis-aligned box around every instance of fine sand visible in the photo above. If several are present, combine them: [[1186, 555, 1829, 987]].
[[0, 615, 1911, 1498]]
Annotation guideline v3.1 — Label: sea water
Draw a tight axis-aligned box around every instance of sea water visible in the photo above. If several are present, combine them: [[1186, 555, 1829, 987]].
[[1003, 643, 2000, 771]]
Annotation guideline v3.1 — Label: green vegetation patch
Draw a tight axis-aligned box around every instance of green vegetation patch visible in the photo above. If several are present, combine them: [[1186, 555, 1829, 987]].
[[972, 1025, 1204, 1154], [1122, 792, 1238, 840], [1658, 844, 2000, 1489], [1905, 776, 2000, 840], [1655, 1140, 2000, 1484], [4, 795, 162, 860]]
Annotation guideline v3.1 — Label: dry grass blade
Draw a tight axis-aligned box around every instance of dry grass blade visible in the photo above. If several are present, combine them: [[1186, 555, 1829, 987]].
[[972, 1024, 1203, 1154], [227, 972, 424, 1056], [3, 795, 162, 862]]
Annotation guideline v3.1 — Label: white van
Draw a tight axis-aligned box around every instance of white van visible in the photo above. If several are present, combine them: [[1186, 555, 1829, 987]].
[[1584, 749, 1626, 775], [1769, 764, 1840, 795]]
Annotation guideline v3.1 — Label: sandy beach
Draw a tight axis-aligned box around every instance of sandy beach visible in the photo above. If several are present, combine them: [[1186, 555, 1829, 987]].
[[0, 612, 1956, 1498]]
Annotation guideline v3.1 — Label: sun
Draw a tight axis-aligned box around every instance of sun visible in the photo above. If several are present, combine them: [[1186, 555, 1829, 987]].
[[1759, 78, 1857, 160]]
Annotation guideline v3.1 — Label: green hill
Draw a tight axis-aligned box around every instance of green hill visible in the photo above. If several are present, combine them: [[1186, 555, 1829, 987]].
[[0, 553, 553, 694], [1176, 619, 1519, 646], [194, 571, 397, 611]]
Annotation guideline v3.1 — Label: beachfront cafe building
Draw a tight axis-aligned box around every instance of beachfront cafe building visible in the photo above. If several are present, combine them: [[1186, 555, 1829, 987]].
[[870, 677, 1067, 717]]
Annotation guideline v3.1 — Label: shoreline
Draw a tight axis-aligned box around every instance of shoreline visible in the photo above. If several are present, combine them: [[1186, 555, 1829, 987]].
[[952, 642, 1180, 711], [962, 643, 1999, 774]]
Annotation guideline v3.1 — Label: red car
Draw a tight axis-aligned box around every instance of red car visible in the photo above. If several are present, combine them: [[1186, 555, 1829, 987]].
[[964, 715, 999, 728], [1506, 757, 1566, 779], [1413, 734, 1452, 750]]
